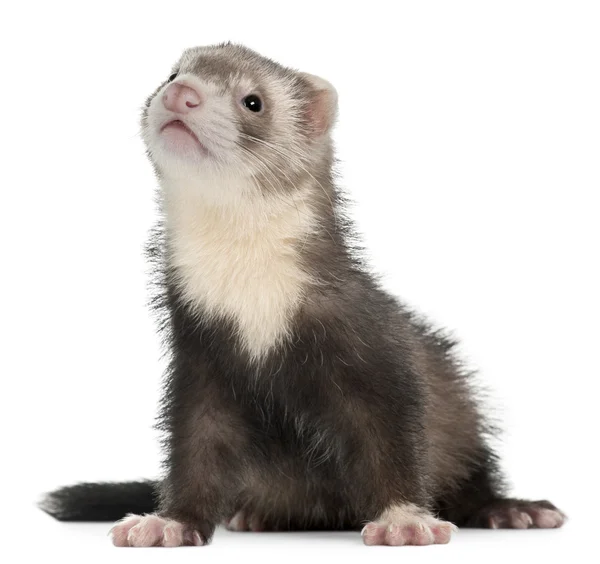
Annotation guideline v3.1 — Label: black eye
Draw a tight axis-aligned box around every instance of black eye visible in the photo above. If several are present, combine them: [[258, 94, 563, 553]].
[[168, 72, 178, 82], [243, 94, 263, 113]]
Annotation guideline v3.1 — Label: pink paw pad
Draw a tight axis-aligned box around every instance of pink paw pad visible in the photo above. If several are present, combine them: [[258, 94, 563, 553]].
[[362, 506, 457, 546], [110, 513, 204, 547], [528, 507, 567, 529]]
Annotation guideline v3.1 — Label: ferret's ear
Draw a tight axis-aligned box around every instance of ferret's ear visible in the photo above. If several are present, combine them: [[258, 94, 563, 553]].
[[299, 72, 338, 137]]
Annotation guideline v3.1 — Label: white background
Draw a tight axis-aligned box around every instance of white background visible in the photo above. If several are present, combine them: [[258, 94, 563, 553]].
[[1, 1, 598, 562]]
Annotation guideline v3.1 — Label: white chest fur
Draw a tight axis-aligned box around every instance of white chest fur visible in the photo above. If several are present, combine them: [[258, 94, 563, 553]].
[[162, 177, 316, 360]]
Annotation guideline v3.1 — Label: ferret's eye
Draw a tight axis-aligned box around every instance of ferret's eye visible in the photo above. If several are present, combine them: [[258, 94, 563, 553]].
[[168, 72, 178, 82], [242, 94, 263, 113]]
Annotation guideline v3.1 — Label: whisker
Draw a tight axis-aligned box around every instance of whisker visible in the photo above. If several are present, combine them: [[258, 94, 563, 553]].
[[239, 133, 338, 221], [235, 143, 286, 197], [234, 142, 319, 253]]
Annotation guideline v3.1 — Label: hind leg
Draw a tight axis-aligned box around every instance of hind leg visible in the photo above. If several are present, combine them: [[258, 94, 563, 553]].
[[467, 499, 566, 529], [436, 460, 566, 529]]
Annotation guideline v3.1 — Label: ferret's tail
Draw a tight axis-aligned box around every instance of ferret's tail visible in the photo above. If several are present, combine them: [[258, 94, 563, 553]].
[[39, 481, 158, 521]]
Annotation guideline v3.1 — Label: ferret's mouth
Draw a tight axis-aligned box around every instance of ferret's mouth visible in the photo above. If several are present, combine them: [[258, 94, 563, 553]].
[[159, 119, 209, 155]]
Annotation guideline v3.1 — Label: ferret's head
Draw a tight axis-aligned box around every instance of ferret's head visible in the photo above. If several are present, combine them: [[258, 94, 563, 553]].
[[142, 43, 337, 199]]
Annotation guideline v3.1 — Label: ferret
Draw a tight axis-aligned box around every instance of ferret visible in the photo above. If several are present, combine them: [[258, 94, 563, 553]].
[[40, 42, 566, 547]]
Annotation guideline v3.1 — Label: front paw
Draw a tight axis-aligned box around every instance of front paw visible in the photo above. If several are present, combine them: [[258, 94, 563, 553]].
[[110, 514, 205, 547], [362, 504, 457, 546]]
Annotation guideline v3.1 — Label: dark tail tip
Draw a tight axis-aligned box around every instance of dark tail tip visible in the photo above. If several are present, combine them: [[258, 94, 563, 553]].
[[39, 481, 158, 522]]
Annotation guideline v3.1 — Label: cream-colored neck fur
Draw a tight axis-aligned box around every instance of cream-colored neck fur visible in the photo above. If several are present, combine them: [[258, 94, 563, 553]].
[[161, 174, 317, 361]]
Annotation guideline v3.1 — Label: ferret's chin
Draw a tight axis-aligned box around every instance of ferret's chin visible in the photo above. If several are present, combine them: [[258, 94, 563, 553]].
[[159, 121, 209, 160]]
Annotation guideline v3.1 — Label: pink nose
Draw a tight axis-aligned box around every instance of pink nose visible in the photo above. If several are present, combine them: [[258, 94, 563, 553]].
[[162, 83, 202, 113]]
